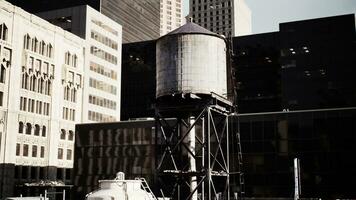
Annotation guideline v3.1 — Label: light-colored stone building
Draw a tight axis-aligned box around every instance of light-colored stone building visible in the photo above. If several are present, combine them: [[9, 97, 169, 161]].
[[38, 5, 122, 123], [160, 0, 184, 35], [190, 0, 251, 37], [0, 0, 85, 197]]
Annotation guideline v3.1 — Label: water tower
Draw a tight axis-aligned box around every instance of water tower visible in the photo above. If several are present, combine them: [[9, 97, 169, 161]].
[[155, 21, 236, 200]]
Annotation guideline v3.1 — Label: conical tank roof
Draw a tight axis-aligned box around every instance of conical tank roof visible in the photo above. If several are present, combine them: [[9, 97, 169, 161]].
[[163, 22, 224, 38]]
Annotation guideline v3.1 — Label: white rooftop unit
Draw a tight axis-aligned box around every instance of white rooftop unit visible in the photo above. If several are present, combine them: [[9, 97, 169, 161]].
[[86, 172, 157, 200]]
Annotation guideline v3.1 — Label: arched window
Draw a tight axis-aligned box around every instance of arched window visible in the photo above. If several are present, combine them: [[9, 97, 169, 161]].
[[31, 38, 38, 52], [21, 73, 26, 89], [40, 78, 44, 94], [24, 34, 31, 49], [34, 124, 40, 136], [66, 86, 70, 100], [73, 89, 76, 102], [70, 88, 74, 102], [0, 23, 8, 41], [60, 129, 66, 140], [47, 81, 51, 95], [37, 78, 42, 93], [42, 126, 46, 137], [34, 38, 38, 53], [26, 123, 32, 135], [22, 73, 29, 89], [72, 55, 77, 67], [68, 130, 74, 141], [64, 86, 68, 100], [41, 41, 46, 55], [65, 52, 71, 65], [18, 122, 24, 133], [30, 75, 36, 92], [48, 44, 53, 58]]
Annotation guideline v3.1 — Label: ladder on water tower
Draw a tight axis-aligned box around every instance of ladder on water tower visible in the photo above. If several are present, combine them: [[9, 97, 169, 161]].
[[136, 177, 157, 200], [237, 131, 245, 200]]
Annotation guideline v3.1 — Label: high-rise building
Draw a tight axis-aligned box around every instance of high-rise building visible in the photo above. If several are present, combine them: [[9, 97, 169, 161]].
[[160, 0, 184, 35], [233, 32, 282, 113], [100, 0, 159, 43], [7, 0, 160, 43], [38, 5, 122, 123], [189, 0, 251, 37], [0, 0, 85, 197], [234, 14, 356, 113], [121, 41, 156, 120]]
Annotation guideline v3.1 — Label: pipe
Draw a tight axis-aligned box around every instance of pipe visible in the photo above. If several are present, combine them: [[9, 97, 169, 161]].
[[188, 117, 197, 200]]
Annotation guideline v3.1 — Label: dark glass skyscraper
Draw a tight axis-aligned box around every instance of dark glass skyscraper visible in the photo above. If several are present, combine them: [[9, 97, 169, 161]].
[[279, 15, 356, 110], [233, 32, 282, 113], [238, 108, 356, 199], [233, 14, 356, 113], [121, 40, 156, 120]]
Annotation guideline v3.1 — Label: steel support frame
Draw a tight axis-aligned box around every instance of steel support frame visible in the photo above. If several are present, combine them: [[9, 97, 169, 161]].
[[155, 105, 231, 200]]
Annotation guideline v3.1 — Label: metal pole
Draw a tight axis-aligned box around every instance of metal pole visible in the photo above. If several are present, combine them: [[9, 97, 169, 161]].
[[188, 117, 197, 200], [207, 108, 211, 199], [294, 158, 301, 200], [63, 189, 66, 200], [226, 115, 230, 200], [202, 115, 205, 200], [44, 190, 47, 200]]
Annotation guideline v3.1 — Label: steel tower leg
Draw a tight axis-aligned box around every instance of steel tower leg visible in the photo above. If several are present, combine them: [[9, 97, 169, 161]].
[[155, 105, 231, 200]]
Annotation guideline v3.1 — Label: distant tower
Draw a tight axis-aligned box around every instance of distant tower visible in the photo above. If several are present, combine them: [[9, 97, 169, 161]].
[[155, 21, 234, 200], [189, 0, 252, 37], [160, 0, 184, 35]]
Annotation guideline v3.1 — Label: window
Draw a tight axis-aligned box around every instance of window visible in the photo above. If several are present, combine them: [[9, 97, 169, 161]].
[[57, 148, 63, 159], [65, 52, 71, 65], [89, 78, 117, 95], [48, 44, 53, 58], [90, 30, 118, 50], [66, 149, 72, 160], [0, 65, 6, 83], [42, 126, 46, 137], [73, 55, 77, 67], [60, 129, 66, 140], [40, 146, 45, 158], [91, 19, 118, 36], [22, 166, 28, 179], [68, 130, 74, 141], [32, 145, 37, 157], [18, 122, 24, 134], [0, 91, 2, 106], [32, 38, 38, 52], [34, 124, 40, 136], [40, 41, 46, 55], [89, 62, 117, 80], [24, 34, 31, 49], [0, 23, 8, 41], [26, 123, 32, 135], [72, 89, 76, 102], [16, 143, 21, 156], [31, 167, 36, 179], [90, 46, 117, 65], [23, 144, 29, 157]]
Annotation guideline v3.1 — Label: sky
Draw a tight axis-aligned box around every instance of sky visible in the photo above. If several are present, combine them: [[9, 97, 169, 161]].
[[183, 0, 356, 34]]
